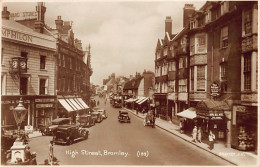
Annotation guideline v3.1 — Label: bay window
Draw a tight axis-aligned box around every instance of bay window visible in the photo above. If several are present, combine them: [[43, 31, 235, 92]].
[[197, 65, 206, 91]]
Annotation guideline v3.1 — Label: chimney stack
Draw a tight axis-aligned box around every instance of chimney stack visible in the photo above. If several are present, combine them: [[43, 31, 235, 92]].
[[55, 16, 63, 31], [35, 2, 46, 33], [165, 16, 172, 36], [2, 6, 10, 20], [183, 4, 195, 28]]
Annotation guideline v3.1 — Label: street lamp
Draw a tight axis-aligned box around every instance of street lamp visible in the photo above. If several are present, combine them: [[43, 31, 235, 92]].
[[13, 98, 28, 140]]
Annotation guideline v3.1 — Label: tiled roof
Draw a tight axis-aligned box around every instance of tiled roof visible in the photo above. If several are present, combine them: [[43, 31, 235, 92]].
[[123, 77, 143, 90]]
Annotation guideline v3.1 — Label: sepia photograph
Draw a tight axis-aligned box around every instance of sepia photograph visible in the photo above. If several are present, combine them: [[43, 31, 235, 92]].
[[0, 0, 258, 166]]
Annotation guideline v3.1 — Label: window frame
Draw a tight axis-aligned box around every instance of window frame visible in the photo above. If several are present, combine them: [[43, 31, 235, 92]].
[[196, 65, 206, 91], [39, 77, 49, 95], [40, 55, 46, 70], [220, 26, 229, 48], [244, 53, 251, 90]]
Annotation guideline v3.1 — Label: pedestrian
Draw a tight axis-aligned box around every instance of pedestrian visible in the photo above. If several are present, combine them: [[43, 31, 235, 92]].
[[197, 127, 202, 143], [49, 140, 54, 164], [192, 126, 197, 142], [24, 146, 31, 162], [29, 152, 37, 165], [208, 130, 215, 150]]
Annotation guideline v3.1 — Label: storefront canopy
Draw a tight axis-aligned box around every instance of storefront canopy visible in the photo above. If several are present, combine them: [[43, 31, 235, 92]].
[[177, 107, 196, 119], [196, 99, 230, 119], [59, 98, 89, 112], [125, 98, 138, 103], [136, 97, 146, 104], [137, 97, 149, 105], [58, 99, 75, 112]]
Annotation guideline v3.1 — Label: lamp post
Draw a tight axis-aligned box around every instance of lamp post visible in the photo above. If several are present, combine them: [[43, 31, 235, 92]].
[[13, 98, 28, 140], [9, 98, 28, 164]]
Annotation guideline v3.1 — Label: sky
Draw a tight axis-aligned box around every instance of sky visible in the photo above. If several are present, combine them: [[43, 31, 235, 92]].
[[2, 0, 206, 86]]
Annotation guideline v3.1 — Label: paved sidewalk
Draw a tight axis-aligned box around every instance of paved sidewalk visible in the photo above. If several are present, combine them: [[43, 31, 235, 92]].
[[125, 108, 258, 166]]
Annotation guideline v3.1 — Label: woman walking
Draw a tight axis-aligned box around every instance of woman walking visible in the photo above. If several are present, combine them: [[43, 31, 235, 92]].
[[208, 130, 215, 150], [192, 126, 197, 142]]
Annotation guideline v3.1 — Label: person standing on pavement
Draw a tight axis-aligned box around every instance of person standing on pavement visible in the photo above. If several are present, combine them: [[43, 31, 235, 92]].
[[197, 127, 202, 143], [208, 130, 215, 150], [192, 126, 197, 142], [24, 146, 32, 162], [49, 140, 54, 164]]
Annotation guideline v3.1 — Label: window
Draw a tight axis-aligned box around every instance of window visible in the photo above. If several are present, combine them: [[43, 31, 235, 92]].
[[70, 57, 72, 69], [190, 20, 196, 29], [170, 46, 175, 57], [40, 56, 46, 69], [244, 8, 252, 35], [190, 66, 194, 91], [39, 78, 48, 95], [20, 77, 28, 95], [163, 48, 168, 56], [221, 1, 229, 16], [168, 80, 175, 92], [221, 26, 228, 48], [220, 63, 227, 81], [21, 52, 28, 59], [244, 54, 251, 90], [197, 65, 206, 91], [205, 10, 211, 23], [169, 62, 176, 71], [197, 35, 206, 53], [179, 58, 183, 69], [190, 37, 195, 55], [179, 79, 187, 92]]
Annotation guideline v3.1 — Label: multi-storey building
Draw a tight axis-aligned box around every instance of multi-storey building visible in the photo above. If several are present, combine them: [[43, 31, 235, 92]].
[[1, 4, 56, 129], [154, 1, 258, 151]]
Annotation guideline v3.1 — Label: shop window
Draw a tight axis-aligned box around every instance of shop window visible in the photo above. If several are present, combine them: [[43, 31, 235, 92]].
[[197, 65, 206, 91], [20, 77, 28, 95], [39, 78, 48, 95], [244, 8, 252, 35], [244, 53, 251, 90], [220, 26, 228, 48], [190, 66, 194, 91], [40, 55, 46, 69]]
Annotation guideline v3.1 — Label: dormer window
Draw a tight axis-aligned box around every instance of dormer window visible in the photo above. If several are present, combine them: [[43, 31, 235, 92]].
[[205, 10, 211, 23], [190, 20, 196, 29]]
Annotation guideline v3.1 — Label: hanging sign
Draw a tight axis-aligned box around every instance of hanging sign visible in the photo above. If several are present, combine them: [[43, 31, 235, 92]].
[[210, 82, 221, 97]]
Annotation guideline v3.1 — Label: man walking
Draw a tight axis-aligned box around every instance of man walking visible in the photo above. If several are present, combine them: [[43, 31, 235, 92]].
[[208, 130, 215, 150]]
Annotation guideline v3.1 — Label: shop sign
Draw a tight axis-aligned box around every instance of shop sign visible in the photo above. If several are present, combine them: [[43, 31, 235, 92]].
[[10, 12, 38, 21], [210, 82, 221, 97], [24, 125, 33, 134], [2, 28, 33, 43], [36, 103, 53, 108], [35, 98, 55, 103]]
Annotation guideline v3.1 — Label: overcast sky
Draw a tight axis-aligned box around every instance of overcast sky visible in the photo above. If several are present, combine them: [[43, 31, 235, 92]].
[[3, 0, 206, 85]]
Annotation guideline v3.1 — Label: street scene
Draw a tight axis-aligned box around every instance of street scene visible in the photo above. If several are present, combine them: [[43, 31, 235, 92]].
[[1, 0, 258, 166]]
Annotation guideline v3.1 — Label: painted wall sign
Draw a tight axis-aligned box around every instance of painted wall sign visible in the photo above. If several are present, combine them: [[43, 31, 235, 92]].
[[10, 12, 38, 21], [2, 28, 33, 43], [36, 103, 53, 108], [210, 82, 221, 97]]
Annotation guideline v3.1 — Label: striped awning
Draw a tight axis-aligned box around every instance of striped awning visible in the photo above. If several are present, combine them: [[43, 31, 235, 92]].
[[76, 98, 90, 109], [137, 97, 149, 105], [58, 99, 75, 112], [136, 97, 146, 104]]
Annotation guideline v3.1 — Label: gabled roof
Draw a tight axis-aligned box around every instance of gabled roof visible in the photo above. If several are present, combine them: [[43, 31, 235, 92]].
[[123, 77, 143, 90]]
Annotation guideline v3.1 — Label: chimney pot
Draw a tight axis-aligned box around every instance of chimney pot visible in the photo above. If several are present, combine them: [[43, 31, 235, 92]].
[[2, 6, 10, 20]]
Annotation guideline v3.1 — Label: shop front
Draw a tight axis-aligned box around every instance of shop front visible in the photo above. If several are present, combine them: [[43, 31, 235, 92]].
[[154, 93, 167, 120], [232, 105, 257, 152], [196, 99, 231, 143]]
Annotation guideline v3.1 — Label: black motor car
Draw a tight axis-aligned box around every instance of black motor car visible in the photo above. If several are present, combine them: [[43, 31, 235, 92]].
[[91, 111, 102, 123], [77, 114, 95, 127], [118, 110, 131, 123], [53, 125, 89, 145], [42, 118, 71, 136]]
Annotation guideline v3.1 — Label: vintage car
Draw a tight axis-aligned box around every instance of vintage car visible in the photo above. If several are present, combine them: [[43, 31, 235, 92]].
[[91, 111, 102, 123], [53, 125, 89, 145], [118, 110, 130, 123], [143, 110, 155, 128], [114, 101, 122, 108], [96, 109, 108, 119], [42, 118, 71, 136], [77, 114, 95, 127]]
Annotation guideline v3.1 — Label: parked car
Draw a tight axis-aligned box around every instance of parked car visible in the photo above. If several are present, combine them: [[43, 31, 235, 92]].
[[53, 125, 89, 145], [96, 109, 107, 119], [114, 101, 122, 108], [118, 110, 130, 123], [91, 111, 102, 123], [42, 118, 71, 136], [77, 114, 95, 127]]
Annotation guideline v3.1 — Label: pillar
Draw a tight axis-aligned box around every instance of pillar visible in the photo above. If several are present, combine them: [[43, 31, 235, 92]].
[[225, 111, 232, 148]]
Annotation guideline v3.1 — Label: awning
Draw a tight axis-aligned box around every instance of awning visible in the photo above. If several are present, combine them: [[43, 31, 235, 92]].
[[136, 97, 146, 104], [76, 98, 90, 109], [125, 98, 138, 103], [58, 99, 75, 112], [137, 97, 149, 105], [67, 98, 84, 110], [177, 107, 196, 119]]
